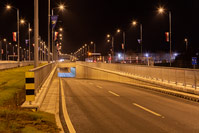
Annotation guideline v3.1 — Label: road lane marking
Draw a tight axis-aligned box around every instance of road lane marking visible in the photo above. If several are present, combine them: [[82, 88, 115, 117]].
[[108, 91, 120, 97], [97, 85, 102, 88], [133, 103, 164, 118], [61, 79, 76, 133]]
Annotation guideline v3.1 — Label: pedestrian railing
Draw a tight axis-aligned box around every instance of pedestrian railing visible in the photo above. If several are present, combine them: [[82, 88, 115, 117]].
[[77, 62, 199, 89]]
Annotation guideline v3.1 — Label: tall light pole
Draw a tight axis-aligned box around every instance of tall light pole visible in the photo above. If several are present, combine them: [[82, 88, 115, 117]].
[[3, 39, 7, 60], [132, 20, 143, 56], [51, 5, 65, 61], [20, 19, 32, 61], [185, 38, 188, 51], [117, 29, 126, 62], [28, 23, 31, 61], [107, 34, 115, 63], [48, 0, 51, 63], [158, 7, 172, 67], [6, 5, 20, 62], [34, 0, 39, 68]]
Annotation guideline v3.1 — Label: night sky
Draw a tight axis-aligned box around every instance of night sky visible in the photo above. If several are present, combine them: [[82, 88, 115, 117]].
[[0, 0, 198, 55]]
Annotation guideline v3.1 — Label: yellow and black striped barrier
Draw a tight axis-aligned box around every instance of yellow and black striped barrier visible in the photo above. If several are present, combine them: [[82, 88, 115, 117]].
[[25, 72, 35, 102]]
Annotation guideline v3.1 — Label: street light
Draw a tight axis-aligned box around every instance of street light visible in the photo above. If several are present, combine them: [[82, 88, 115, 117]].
[[6, 4, 20, 63], [20, 19, 32, 61], [185, 38, 188, 51], [132, 20, 143, 56], [51, 5, 65, 61], [59, 28, 63, 32], [3, 39, 7, 60], [157, 6, 172, 66], [116, 29, 125, 62]]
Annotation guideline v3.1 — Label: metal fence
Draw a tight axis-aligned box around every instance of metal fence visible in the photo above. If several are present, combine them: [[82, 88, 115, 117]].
[[29, 62, 56, 93], [77, 62, 199, 89]]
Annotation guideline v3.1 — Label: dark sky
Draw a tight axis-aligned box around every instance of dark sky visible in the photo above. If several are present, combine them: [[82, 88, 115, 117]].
[[0, 0, 198, 55]]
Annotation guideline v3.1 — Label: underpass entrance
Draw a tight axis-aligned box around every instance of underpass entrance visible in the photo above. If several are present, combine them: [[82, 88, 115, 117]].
[[58, 67, 76, 78]]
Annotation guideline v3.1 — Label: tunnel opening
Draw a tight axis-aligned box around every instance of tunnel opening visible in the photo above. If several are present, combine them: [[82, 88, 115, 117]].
[[58, 67, 76, 78]]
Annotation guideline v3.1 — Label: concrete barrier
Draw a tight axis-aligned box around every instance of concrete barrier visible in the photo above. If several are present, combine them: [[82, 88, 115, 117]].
[[76, 62, 199, 102]]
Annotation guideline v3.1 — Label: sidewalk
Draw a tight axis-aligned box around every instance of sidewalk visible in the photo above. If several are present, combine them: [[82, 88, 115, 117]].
[[40, 77, 59, 114]]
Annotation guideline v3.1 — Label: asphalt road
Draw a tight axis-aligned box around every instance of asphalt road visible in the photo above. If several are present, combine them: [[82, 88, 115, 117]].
[[61, 78, 199, 133]]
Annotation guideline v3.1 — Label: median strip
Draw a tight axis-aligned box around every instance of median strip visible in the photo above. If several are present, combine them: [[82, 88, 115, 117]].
[[133, 103, 164, 118], [108, 91, 120, 97]]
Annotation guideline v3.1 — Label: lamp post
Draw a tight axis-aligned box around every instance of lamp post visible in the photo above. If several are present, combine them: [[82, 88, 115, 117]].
[[51, 5, 65, 61], [185, 38, 188, 51], [3, 39, 7, 60], [158, 7, 172, 67], [107, 34, 115, 63], [34, 0, 39, 68], [48, 0, 51, 63], [6, 5, 20, 62], [20, 19, 32, 61], [117, 29, 126, 62], [132, 20, 143, 57]]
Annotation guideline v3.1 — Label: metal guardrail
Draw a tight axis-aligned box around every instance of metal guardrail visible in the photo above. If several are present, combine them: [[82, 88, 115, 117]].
[[29, 62, 56, 93], [77, 62, 199, 89]]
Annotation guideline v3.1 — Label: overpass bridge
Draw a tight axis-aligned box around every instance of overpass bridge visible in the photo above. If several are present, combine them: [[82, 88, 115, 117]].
[[22, 61, 199, 132]]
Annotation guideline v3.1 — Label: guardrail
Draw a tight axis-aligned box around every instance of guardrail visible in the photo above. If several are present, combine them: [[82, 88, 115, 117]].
[[29, 62, 56, 93], [0, 61, 34, 70], [77, 62, 199, 89]]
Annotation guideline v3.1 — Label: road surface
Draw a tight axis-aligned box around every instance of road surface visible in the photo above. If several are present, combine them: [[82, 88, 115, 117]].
[[60, 78, 199, 133]]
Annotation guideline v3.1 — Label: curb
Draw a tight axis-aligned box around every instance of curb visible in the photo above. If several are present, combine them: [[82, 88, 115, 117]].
[[21, 64, 57, 109]]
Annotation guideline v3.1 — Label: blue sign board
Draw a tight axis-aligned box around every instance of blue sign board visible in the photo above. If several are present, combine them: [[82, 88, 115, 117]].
[[192, 57, 197, 65]]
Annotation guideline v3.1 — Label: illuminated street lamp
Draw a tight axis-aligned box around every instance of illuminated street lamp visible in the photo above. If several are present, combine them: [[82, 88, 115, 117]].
[[116, 29, 125, 62], [59, 28, 63, 32], [20, 19, 32, 61], [132, 20, 143, 56], [158, 6, 172, 66], [6, 4, 20, 62], [184, 38, 188, 51], [51, 4, 65, 61]]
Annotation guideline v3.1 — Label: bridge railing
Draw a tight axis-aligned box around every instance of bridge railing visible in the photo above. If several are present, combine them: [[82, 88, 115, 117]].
[[77, 62, 199, 89], [29, 62, 56, 93]]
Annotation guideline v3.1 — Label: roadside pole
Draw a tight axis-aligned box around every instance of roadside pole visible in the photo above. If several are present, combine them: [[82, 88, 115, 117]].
[[34, 0, 39, 68]]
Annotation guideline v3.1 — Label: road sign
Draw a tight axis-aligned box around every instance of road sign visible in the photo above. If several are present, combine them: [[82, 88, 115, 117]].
[[192, 57, 197, 65]]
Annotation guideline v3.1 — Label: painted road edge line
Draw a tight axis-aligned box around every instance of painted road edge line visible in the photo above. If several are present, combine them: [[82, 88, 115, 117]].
[[133, 103, 164, 118], [108, 91, 120, 97], [61, 79, 76, 133]]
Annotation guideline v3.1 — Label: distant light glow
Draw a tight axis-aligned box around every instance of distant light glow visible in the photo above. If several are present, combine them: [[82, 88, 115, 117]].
[[117, 29, 121, 33], [132, 21, 137, 26], [174, 53, 178, 57], [158, 7, 165, 14], [6, 5, 11, 9], [145, 53, 149, 57], [107, 34, 110, 38], [118, 53, 121, 58]]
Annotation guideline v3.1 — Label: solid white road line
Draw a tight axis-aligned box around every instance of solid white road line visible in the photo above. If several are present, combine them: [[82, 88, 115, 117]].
[[108, 91, 120, 97], [133, 103, 164, 118], [61, 79, 76, 133]]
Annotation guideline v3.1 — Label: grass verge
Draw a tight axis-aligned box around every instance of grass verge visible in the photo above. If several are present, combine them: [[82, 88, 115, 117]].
[[0, 64, 59, 132], [0, 108, 60, 132]]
